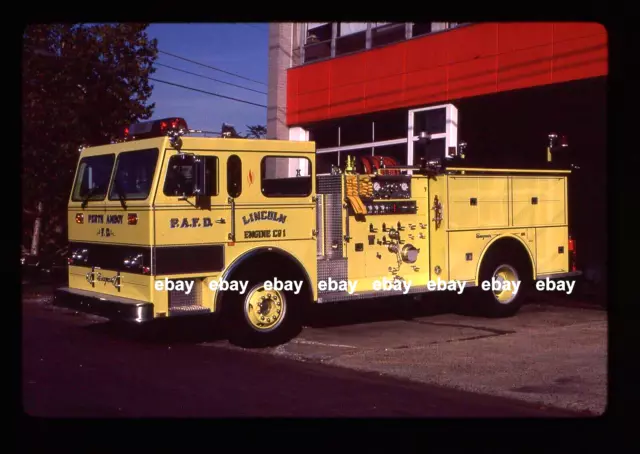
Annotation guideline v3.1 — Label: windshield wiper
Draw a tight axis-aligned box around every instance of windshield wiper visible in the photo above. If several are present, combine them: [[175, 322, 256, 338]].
[[114, 178, 127, 210], [81, 186, 101, 209]]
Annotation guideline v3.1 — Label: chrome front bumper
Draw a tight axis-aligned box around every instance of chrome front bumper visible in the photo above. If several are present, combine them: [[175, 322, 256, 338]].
[[53, 287, 154, 323]]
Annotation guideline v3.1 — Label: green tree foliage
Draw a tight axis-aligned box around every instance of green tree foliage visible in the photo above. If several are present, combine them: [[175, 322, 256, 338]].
[[22, 23, 158, 252], [244, 124, 267, 139]]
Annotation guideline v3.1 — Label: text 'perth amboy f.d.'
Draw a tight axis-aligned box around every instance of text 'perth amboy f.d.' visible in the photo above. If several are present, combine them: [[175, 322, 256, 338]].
[[54, 112, 581, 346]]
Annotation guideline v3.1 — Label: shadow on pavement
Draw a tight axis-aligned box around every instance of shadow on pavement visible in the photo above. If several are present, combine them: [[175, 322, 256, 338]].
[[305, 293, 456, 329], [84, 316, 228, 345]]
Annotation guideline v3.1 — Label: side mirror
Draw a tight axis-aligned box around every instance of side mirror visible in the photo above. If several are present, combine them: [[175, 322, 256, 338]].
[[194, 157, 207, 195], [193, 156, 211, 208], [173, 153, 208, 201]]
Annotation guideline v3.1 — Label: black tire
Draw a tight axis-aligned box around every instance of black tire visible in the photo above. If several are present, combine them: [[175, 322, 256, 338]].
[[224, 267, 304, 348], [475, 242, 532, 318]]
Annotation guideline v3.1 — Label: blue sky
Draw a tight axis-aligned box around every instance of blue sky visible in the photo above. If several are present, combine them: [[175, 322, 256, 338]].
[[146, 23, 269, 136]]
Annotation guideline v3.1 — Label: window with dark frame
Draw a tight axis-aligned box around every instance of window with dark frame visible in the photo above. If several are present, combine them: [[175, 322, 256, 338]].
[[414, 108, 447, 136], [109, 148, 159, 201], [371, 23, 406, 48], [227, 154, 242, 198], [373, 143, 409, 167], [336, 22, 367, 56], [412, 137, 446, 164], [261, 156, 312, 197], [304, 23, 332, 63], [163, 154, 219, 197], [298, 22, 466, 67], [372, 109, 409, 141], [339, 116, 374, 146], [203, 156, 218, 196], [316, 152, 338, 174], [71, 154, 115, 202], [309, 123, 340, 148], [411, 22, 433, 37]]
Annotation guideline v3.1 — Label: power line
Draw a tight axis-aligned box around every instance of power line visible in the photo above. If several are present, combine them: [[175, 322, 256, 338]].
[[155, 62, 267, 95], [158, 49, 267, 86], [149, 77, 267, 108]]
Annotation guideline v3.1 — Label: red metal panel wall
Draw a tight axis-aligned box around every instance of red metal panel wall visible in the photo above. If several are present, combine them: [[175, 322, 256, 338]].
[[286, 22, 607, 125]]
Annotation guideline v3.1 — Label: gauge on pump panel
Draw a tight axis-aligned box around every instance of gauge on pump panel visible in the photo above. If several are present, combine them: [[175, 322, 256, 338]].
[[373, 182, 381, 191], [400, 182, 409, 191]]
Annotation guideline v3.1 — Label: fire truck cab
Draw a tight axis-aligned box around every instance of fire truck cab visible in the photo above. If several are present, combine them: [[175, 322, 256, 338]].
[[54, 115, 580, 346]]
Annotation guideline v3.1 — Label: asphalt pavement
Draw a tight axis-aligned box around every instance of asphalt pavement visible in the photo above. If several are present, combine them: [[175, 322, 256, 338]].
[[22, 288, 583, 418]]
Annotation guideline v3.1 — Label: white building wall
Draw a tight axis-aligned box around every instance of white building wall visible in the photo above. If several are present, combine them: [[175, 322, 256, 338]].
[[267, 23, 302, 140]]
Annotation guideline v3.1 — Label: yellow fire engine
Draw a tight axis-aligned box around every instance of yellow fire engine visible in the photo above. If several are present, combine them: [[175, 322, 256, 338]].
[[54, 116, 580, 346]]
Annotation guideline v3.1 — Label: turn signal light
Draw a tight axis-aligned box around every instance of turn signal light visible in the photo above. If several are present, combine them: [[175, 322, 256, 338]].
[[75, 213, 84, 224], [142, 266, 151, 275], [128, 213, 138, 225], [568, 235, 577, 272]]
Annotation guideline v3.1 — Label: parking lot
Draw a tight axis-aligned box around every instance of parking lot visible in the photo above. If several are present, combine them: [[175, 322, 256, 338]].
[[24, 284, 607, 416]]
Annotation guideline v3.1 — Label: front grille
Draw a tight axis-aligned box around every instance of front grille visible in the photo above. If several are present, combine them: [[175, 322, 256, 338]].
[[168, 279, 201, 309]]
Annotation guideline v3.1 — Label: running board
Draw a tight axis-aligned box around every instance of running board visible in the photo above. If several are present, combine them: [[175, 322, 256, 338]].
[[316, 282, 475, 303], [169, 305, 212, 316]]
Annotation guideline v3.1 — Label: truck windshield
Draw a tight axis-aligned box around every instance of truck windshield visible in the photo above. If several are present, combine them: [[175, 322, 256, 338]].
[[109, 148, 159, 201], [71, 154, 115, 202]]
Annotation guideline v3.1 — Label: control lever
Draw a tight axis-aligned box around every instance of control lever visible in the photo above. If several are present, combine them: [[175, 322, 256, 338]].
[[397, 222, 405, 231]]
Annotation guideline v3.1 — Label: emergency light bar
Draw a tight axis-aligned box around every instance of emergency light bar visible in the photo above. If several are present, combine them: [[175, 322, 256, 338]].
[[124, 117, 188, 141]]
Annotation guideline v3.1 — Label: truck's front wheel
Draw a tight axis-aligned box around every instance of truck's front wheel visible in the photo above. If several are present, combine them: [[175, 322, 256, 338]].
[[225, 271, 303, 348]]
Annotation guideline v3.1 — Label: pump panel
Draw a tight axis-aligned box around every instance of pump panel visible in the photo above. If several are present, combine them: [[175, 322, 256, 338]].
[[371, 175, 412, 199]]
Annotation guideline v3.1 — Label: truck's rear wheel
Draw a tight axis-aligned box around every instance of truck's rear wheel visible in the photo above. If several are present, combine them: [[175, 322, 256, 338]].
[[225, 271, 303, 348], [475, 245, 532, 318]]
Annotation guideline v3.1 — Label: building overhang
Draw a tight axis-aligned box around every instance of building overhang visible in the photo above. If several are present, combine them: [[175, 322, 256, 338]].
[[286, 22, 608, 126]]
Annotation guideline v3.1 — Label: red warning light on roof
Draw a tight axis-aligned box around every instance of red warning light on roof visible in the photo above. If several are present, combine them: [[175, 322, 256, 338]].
[[124, 118, 188, 141]]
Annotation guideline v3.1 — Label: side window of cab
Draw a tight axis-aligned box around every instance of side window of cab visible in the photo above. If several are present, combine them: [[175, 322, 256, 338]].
[[227, 154, 242, 198], [164, 154, 218, 197]]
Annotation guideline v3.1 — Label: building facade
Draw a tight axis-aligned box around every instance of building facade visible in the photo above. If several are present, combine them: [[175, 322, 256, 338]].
[[267, 22, 608, 292]]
